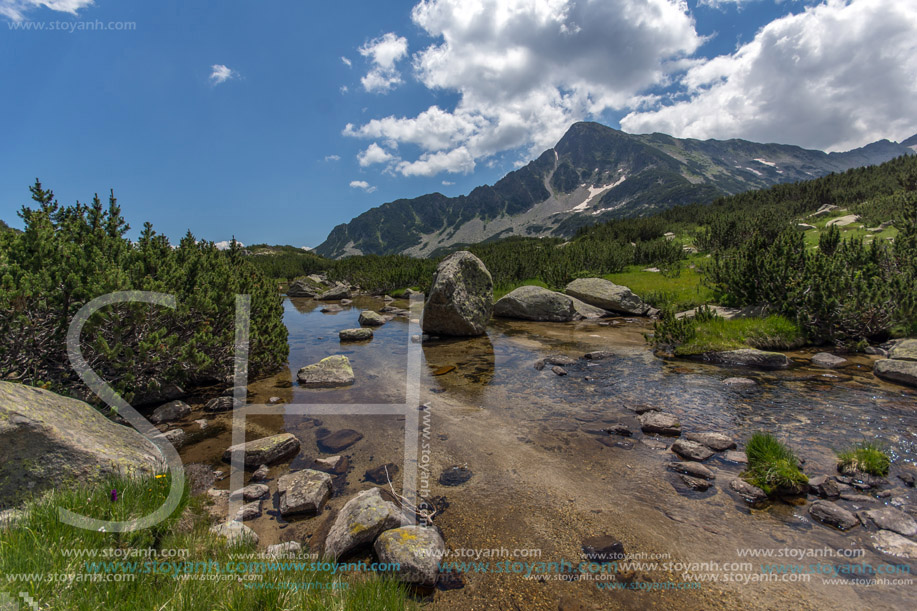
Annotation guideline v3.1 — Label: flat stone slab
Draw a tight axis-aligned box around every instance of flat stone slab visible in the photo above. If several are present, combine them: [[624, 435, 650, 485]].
[[864, 507, 917, 537], [339, 328, 373, 342], [671, 439, 714, 461], [684, 432, 736, 451], [809, 500, 858, 530], [223, 433, 301, 467], [297, 355, 355, 388], [872, 530, 917, 559], [277, 469, 332, 516], [874, 359, 917, 388], [638, 412, 681, 436], [699, 349, 789, 370], [667, 461, 715, 480], [811, 352, 848, 368], [888, 339, 917, 361]]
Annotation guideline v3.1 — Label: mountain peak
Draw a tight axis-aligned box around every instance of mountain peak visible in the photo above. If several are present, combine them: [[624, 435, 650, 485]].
[[902, 133, 917, 148]]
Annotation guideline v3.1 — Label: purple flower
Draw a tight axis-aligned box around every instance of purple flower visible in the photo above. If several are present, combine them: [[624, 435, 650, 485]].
[[110, 489, 118, 502]]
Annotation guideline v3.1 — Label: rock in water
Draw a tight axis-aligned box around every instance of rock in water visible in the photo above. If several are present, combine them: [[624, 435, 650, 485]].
[[811, 352, 848, 368], [809, 500, 858, 530], [204, 396, 235, 412], [581, 536, 625, 562], [421, 251, 493, 337], [316, 429, 363, 452], [339, 328, 373, 342], [864, 507, 917, 537], [493, 286, 576, 322], [807, 475, 840, 499], [287, 279, 319, 298], [872, 530, 917, 559], [564, 277, 653, 316], [700, 349, 789, 370], [323, 488, 409, 560], [439, 466, 473, 486], [222, 433, 301, 467], [888, 339, 917, 361], [671, 439, 714, 461], [277, 469, 332, 516], [667, 461, 715, 480], [318, 284, 352, 301], [638, 412, 681, 436], [729, 478, 768, 504], [0, 382, 163, 505], [358, 310, 386, 326], [874, 359, 917, 388], [150, 400, 191, 424], [684, 432, 737, 452], [365, 463, 399, 484], [375, 526, 446, 586], [297, 355, 355, 388]]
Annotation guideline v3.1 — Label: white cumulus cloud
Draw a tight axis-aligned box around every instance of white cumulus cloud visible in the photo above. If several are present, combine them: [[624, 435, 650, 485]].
[[357, 143, 397, 167], [345, 0, 702, 175], [621, 0, 917, 152], [209, 64, 238, 86], [349, 180, 377, 193], [0, 0, 93, 21], [359, 32, 409, 93]]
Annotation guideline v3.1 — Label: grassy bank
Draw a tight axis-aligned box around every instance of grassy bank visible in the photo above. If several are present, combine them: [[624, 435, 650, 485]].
[[605, 261, 716, 311], [653, 309, 804, 356], [0, 474, 412, 611]]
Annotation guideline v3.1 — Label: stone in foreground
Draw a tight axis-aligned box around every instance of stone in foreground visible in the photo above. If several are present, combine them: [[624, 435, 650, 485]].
[[729, 479, 768, 504], [222, 433, 301, 467], [888, 339, 917, 361], [266, 541, 302, 559], [874, 359, 917, 388], [297, 355, 355, 388], [210, 521, 259, 545], [807, 475, 840, 499], [565, 277, 653, 316], [277, 469, 333, 516], [421, 251, 493, 337], [150, 400, 192, 424], [809, 500, 858, 530], [339, 328, 373, 342], [638, 412, 681, 436], [872, 530, 917, 559], [323, 488, 408, 560], [667, 461, 715, 480], [0, 382, 163, 505], [493, 285, 577, 322], [374, 525, 446, 586]]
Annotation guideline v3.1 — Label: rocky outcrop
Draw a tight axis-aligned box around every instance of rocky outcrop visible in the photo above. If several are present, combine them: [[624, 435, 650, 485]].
[[297, 355, 355, 388], [222, 433, 301, 467], [0, 382, 164, 505], [874, 358, 917, 388], [323, 488, 408, 560], [277, 469, 332, 516], [493, 286, 577, 322], [374, 525, 446, 586], [565, 278, 654, 316], [421, 251, 493, 337], [699, 348, 789, 370]]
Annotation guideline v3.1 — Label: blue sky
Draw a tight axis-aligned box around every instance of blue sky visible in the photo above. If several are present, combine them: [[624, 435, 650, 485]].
[[1, 0, 915, 248]]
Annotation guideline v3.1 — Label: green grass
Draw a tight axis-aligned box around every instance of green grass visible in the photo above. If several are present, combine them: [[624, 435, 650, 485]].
[[605, 262, 716, 311], [671, 314, 804, 356], [742, 432, 809, 496], [0, 474, 413, 610], [837, 441, 891, 476]]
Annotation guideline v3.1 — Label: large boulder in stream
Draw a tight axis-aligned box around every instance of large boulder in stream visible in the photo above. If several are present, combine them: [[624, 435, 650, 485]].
[[375, 525, 446, 586], [421, 251, 493, 337], [565, 278, 655, 316], [323, 487, 409, 560], [494, 286, 577, 322], [0, 382, 164, 505], [874, 359, 917, 388]]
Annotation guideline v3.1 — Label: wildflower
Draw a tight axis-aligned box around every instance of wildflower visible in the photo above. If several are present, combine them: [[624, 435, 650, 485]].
[[110, 489, 118, 502]]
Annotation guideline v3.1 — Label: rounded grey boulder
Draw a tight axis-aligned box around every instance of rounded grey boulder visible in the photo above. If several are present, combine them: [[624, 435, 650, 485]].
[[421, 251, 493, 337], [493, 285, 576, 322], [374, 525, 445, 586]]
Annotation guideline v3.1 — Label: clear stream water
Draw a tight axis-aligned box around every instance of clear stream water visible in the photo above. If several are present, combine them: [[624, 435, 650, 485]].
[[179, 296, 917, 610]]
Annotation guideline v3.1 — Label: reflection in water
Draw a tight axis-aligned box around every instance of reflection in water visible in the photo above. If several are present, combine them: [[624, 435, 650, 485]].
[[422, 334, 496, 399], [288, 297, 324, 314]]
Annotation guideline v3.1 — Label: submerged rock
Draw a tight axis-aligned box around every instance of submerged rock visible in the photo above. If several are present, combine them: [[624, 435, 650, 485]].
[[324, 488, 408, 560], [581, 535, 625, 562], [679, 474, 712, 491], [667, 461, 715, 480], [638, 412, 681, 436], [811, 352, 848, 368], [297, 355, 355, 388], [872, 530, 917, 559], [565, 277, 653, 316], [552, 366, 568, 376], [439, 466, 473, 486], [222, 433, 301, 467], [809, 500, 858, 530], [723, 377, 757, 387], [365, 463, 399, 484], [864, 507, 917, 537], [729, 479, 768, 504], [316, 428, 364, 453], [204, 396, 235, 412], [375, 526, 446, 586], [421, 251, 493, 337], [699, 349, 789, 370], [277, 469, 333, 516]]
